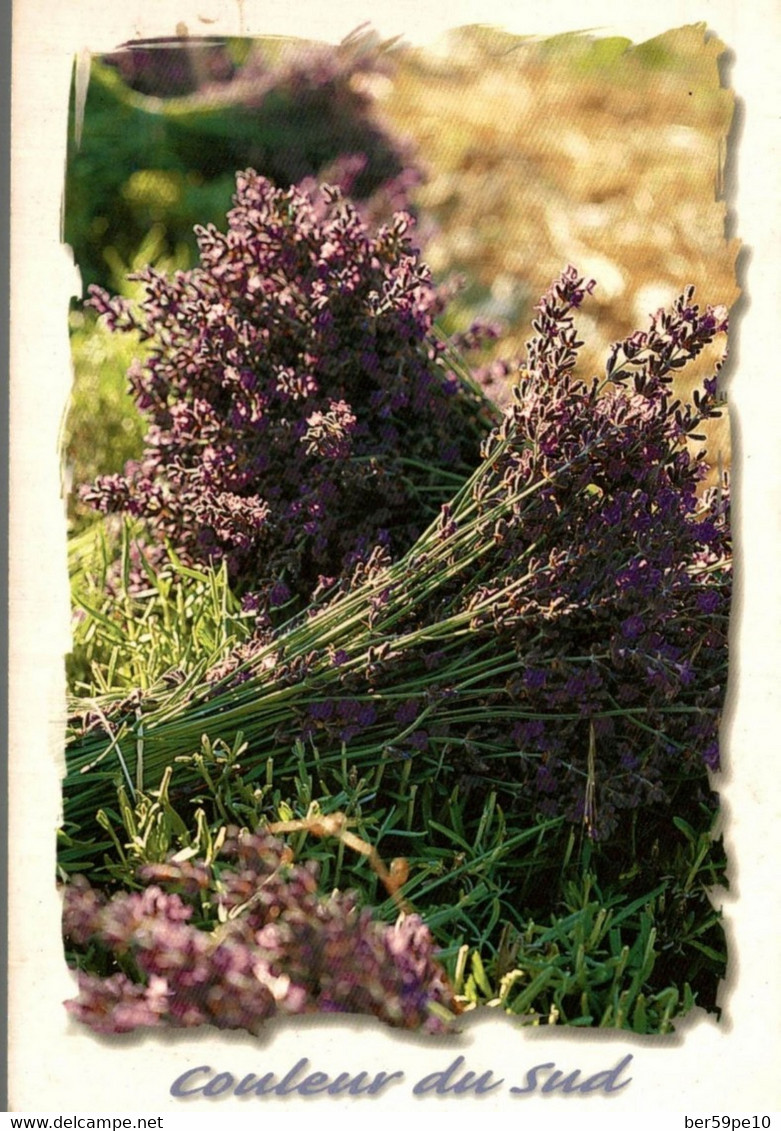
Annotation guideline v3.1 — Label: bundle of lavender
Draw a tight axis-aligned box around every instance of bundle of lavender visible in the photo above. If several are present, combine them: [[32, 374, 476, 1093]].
[[81, 171, 497, 623], [65, 266, 730, 847], [64, 828, 459, 1036]]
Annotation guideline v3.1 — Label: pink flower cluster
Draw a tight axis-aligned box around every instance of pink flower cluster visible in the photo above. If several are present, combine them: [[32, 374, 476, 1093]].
[[63, 832, 459, 1037]]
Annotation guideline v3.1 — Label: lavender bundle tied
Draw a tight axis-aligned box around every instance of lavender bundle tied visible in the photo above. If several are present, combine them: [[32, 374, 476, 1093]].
[[66, 265, 730, 844]]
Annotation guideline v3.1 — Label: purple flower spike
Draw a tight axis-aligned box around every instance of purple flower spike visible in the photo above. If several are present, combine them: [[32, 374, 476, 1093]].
[[84, 173, 495, 618]]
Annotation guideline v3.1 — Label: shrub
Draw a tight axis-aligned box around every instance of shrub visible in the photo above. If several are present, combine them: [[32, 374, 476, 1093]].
[[82, 172, 495, 624]]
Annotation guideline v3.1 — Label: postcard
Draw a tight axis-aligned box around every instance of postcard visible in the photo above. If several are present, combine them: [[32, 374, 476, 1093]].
[[8, 0, 781, 1116]]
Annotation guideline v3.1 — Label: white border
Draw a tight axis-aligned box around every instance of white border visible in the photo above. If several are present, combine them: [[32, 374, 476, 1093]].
[[9, 0, 781, 1114]]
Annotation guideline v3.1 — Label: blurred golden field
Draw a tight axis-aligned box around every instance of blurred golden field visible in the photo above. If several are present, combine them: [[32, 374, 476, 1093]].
[[378, 24, 739, 476]]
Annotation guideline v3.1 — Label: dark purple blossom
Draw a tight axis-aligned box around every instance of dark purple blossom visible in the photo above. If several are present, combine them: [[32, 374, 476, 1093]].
[[696, 589, 721, 615], [621, 615, 646, 640], [394, 699, 420, 727], [308, 700, 334, 722], [408, 730, 429, 751]]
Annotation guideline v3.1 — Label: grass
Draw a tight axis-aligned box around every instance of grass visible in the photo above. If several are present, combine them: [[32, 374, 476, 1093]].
[[68, 522, 255, 695], [64, 310, 145, 529]]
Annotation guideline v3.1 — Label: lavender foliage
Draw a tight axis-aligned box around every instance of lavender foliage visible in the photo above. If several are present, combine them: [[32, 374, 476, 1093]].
[[62, 831, 458, 1036], [83, 172, 493, 623]]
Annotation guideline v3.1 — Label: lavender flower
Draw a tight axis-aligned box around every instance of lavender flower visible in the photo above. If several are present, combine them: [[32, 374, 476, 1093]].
[[62, 831, 459, 1037], [83, 173, 494, 621], [67, 271, 731, 845], [65, 971, 169, 1035]]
